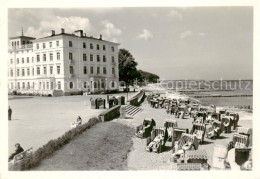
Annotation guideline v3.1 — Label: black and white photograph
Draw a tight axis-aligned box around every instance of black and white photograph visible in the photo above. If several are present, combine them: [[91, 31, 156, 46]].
[[0, 0, 259, 178]]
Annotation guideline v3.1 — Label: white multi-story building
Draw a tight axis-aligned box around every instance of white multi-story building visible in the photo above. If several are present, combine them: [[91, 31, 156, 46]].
[[8, 29, 120, 95]]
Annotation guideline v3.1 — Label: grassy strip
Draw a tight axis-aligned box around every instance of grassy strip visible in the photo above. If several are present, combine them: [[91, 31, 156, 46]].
[[9, 117, 102, 171]]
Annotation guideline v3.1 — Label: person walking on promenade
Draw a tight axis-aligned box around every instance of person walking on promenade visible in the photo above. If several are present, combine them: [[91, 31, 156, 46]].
[[8, 106, 12, 121]]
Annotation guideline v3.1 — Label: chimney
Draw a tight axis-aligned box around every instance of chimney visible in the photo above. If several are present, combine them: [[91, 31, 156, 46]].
[[74, 30, 83, 37], [100, 34, 102, 40], [61, 28, 65, 34], [51, 30, 55, 36]]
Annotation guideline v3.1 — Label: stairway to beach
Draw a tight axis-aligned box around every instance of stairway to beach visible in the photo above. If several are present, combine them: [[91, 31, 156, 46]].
[[125, 105, 144, 116]]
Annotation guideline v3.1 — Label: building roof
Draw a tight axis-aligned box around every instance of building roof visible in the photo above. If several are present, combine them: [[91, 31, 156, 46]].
[[9, 36, 36, 40], [37, 33, 120, 45]]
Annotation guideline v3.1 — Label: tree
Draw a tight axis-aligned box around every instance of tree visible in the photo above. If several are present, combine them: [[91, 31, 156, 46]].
[[138, 70, 160, 83], [118, 49, 141, 91]]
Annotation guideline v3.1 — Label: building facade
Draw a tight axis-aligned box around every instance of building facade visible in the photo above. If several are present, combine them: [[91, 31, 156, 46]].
[[8, 29, 120, 95]]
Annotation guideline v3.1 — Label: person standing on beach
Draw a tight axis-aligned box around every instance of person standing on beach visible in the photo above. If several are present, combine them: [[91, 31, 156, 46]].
[[8, 106, 12, 121]]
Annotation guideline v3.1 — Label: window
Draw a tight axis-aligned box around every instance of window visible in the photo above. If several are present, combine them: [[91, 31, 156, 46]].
[[69, 41, 73, 47], [57, 81, 61, 89], [112, 68, 115, 75], [50, 66, 53, 74], [103, 45, 106, 50], [22, 58, 24, 63], [97, 67, 100, 74], [32, 68, 34, 76], [22, 82, 25, 89], [47, 82, 49, 90], [112, 81, 115, 88], [111, 46, 114, 52], [27, 82, 30, 89], [83, 54, 87, 61], [44, 67, 47, 74], [27, 68, 30, 76], [17, 69, 20, 76], [97, 55, 100, 62], [37, 55, 40, 62], [90, 43, 93, 49], [57, 52, 60, 60], [83, 66, 87, 74], [70, 66, 74, 74], [43, 54, 46, 61], [112, 56, 115, 63], [83, 42, 86, 48], [32, 82, 34, 89], [32, 57, 34, 63], [11, 83, 13, 89], [103, 67, 107, 74], [84, 82, 87, 89], [50, 53, 53, 61], [43, 82, 45, 90], [39, 82, 41, 90], [17, 82, 20, 89], [10, 59, 13, 64], [37, 67, 41, 75], [96, 44, 100, 50], [10, 70, 13, 77], [103, 55, 106, 62], [37, 67, 40, 75], [90, 66, 94, 74], [17, 58, 19, 64], [69, 82, 73, 89], [57, 66, 60, 74], [43, 43, 46, 49], [49, 42, 52, 48], [22, 69, 25, 76], [51, 82, 54, 90], [56, 41, 59, 47], [90, 54, 93, 61], [36, 44, 39, 49], [69, 53, 73, 60], [27, 57, 29, 63]]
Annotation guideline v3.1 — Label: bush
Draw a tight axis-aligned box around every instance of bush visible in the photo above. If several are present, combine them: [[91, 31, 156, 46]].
[[17, 117, 101, 171]]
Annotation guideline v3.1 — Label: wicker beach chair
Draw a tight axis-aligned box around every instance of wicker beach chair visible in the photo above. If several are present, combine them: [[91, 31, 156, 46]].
[[136, 118, 156, 138], [190, 123, 206, 144], [222, 116, 234, 133], [172, 133, 199, 163], [227, 112, 240, 130], [206, 120, 224, 139], [212, 143, 229, 169], [184, 150, 208, 169], [146, 127, 168, 153], [193, 111, 207, 123], [176, 105, 189, 119], [190, 106, 199, 118], [164, 119, 178, 141]]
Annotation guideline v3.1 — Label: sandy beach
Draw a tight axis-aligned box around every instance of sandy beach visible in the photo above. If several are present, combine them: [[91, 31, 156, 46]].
[[114, 98, 252, 170]]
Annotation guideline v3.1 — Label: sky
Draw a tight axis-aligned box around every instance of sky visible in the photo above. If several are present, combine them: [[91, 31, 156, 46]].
[[8, 7, 253, 80]]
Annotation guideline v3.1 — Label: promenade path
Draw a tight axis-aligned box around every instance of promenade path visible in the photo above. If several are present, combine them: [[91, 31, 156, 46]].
[[8, 92, 137, 155]]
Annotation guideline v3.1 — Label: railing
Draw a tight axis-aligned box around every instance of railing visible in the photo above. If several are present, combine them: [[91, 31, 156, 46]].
[[9, 44, 33, 50], [69, 59, 74, 64], [111, 62, 116, 66]]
